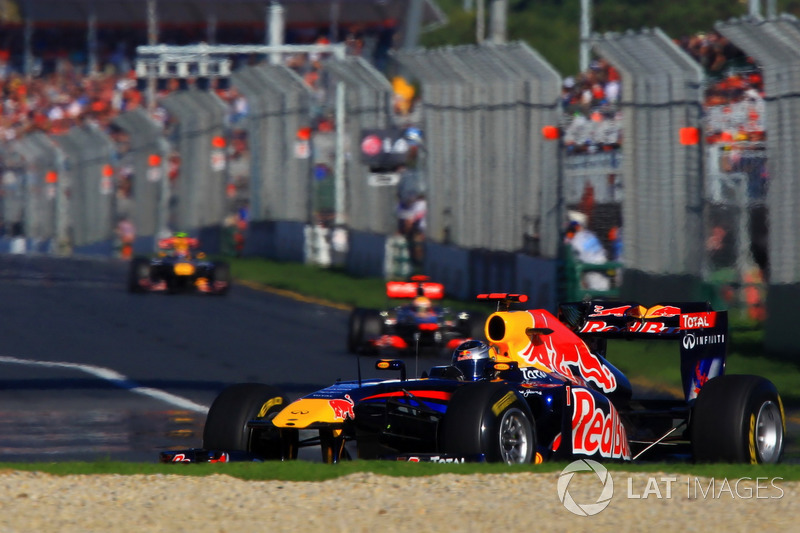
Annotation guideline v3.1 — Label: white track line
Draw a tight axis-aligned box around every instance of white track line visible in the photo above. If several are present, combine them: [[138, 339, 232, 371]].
[[0, 355, 209, 413]]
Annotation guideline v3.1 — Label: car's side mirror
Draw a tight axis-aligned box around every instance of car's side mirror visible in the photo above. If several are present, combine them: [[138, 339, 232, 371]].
[[376, 359, 406, 381]]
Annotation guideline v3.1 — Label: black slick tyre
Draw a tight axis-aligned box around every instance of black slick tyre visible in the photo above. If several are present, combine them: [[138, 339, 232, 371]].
[[347, 308, 365, 353], [347, 308, 382, 354], [460, 313, 487, 340], [439, 382, 535, 464], [211, 261, 231, 295], [691, 374, 785, 464], [202, 383, 295, 459], [127, 257, 151, 293]]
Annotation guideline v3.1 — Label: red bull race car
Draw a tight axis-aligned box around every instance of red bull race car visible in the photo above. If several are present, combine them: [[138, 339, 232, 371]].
[[161, 294, 785, 465], [127, 233, 231, 295], [347, 275, 487, 356]]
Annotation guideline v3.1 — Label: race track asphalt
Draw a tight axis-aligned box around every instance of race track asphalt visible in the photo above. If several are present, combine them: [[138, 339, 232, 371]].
[[0, 253, 795, 464], [0, 254, 446, 462]]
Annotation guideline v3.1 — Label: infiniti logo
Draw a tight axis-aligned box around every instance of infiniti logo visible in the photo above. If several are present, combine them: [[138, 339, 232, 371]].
[[682, 332, 724, 350], [682, 333, 696, 350]]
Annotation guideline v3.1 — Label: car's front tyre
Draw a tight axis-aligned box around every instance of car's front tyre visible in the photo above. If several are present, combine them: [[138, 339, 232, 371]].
[[347, 308, 382, 354], [439, 382, 536, 464], [210, 261, 231, 295], [203, 383, 297, 460], [127, 257, 151, 293]]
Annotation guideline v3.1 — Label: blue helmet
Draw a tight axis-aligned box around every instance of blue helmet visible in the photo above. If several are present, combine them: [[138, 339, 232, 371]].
[[452, 340, 494, 381]]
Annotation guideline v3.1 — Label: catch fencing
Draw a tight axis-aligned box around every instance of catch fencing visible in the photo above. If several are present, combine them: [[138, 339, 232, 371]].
[[715, 15, 800, 355], [55, 123, 117, 251], [2, 132, 59, 250], [394, 42, 563, 257], [111, 108, 169, 247], [4, 19, 800, 358], [592, 28, 706, 286], [231, 63, 312, 225]]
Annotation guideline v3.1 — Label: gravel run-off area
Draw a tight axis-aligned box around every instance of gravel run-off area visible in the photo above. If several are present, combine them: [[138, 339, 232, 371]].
[[0, 470, 795, 532]]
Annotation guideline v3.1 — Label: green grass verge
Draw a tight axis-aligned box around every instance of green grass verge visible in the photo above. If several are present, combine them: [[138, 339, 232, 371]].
[[5, 459, 800, 481], [229, 257, 495, 312]]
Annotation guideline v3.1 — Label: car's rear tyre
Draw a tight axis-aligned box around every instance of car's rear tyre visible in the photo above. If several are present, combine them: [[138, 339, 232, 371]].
[[439, 382, 536, 464], [127, 257, 151, 293], [691, 374, 785, 464], [211, 261, 231, 295], [203, 383, 296, 459]]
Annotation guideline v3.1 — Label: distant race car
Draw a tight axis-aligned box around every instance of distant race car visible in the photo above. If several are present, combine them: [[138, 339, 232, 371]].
[[127, 233, 231, 295], [161, 294, 784, 465], [347, 275, 487, 356]]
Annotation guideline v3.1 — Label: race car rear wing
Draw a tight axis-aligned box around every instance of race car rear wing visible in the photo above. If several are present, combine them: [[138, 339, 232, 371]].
[[558, 300, 727, 402], [386, 275, 444, 300]]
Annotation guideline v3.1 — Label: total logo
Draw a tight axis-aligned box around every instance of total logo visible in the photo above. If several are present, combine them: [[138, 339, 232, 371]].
[[557, 459, 614, 516]]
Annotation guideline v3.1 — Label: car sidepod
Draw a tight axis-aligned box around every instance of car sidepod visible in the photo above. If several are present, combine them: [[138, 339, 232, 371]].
[[562, 385, 632, 461], [351, 380, 459, 459]]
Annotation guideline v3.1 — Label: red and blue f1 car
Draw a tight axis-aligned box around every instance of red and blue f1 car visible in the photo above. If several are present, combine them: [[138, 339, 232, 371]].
[[161, 294, 785, 465]]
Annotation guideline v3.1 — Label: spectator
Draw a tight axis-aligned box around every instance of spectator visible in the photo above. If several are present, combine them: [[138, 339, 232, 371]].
[[115, 217, 135, 259], [564, 212, 610, 291]]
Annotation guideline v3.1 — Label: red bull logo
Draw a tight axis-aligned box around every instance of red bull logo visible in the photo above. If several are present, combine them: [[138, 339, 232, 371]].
[[328, 395, 355, 421], [589, 304, 632, 317], [571, 388, 630, 459], [519, 310, 617, 393], [645, 305, 682, 318]]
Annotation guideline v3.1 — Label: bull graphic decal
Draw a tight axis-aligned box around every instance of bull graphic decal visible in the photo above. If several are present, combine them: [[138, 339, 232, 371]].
[[520, 311, 618, 393], [329, 395, 355, 421]]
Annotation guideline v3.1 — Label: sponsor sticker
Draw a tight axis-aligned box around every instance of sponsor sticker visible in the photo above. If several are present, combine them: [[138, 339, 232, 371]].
[[570, 388, 631, 460]]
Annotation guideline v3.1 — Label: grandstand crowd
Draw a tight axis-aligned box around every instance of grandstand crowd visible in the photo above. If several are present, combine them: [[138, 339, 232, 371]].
[[560, 30, 766, 154], [0, 24, 767, 149], [0, 22, 771, 311]]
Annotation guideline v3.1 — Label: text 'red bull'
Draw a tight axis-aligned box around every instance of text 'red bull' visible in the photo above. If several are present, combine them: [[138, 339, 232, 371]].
[[519, 310, 617, 393], [571, 388, 631, 459]]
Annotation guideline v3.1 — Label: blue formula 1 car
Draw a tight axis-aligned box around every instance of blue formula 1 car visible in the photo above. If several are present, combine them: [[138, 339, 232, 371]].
[[161, 294, 785, 465], [127, 233, 230, 295]]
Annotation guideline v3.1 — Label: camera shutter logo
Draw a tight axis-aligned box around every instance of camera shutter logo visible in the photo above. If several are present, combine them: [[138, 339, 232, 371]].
[[557, 459, 614, 516]]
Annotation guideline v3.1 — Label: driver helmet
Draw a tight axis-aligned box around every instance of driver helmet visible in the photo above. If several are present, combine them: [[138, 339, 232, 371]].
[[413, 296, 432, 315], [451, 340, 494, 381], [173, 232, 190, 257]]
